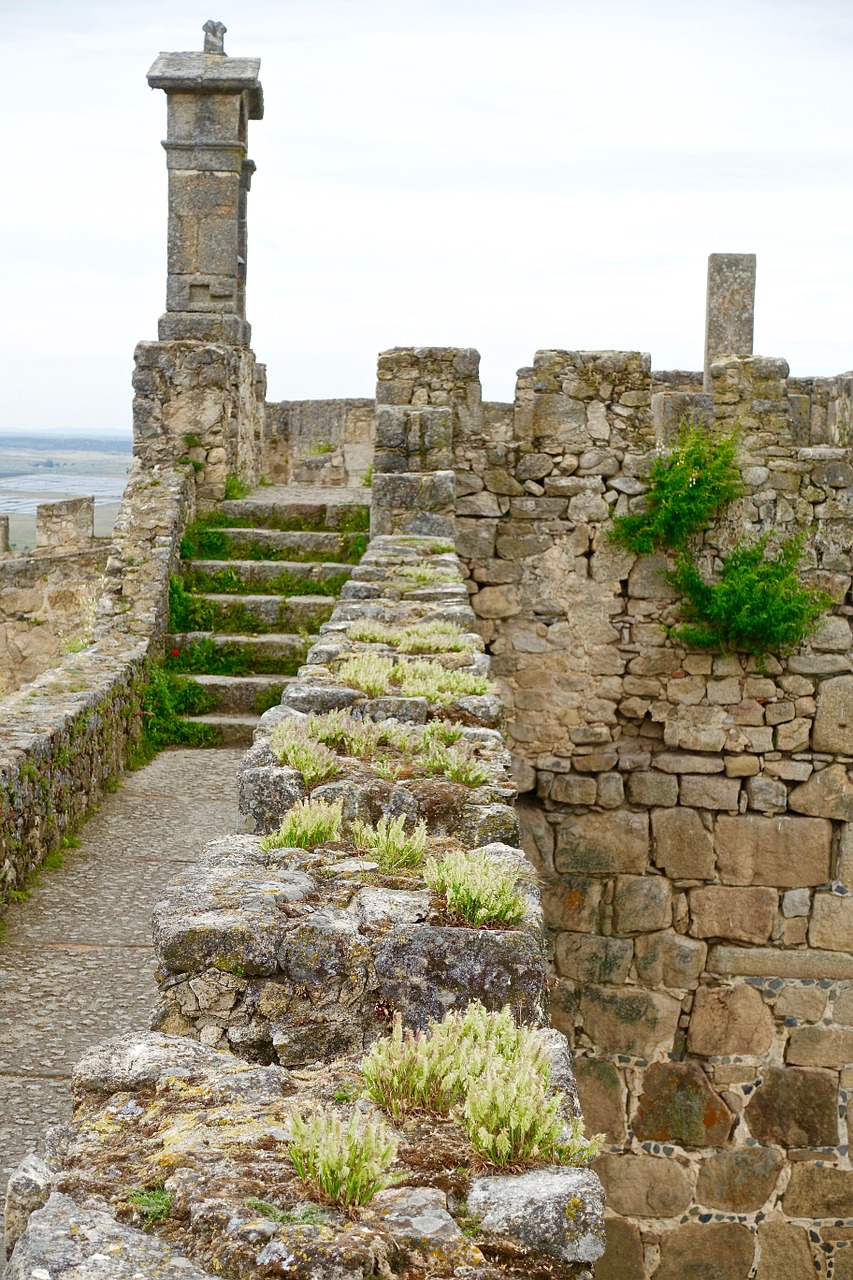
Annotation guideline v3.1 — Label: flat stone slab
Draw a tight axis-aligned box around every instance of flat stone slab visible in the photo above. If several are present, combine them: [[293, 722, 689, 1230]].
[[468, 1167, 606, 1263]]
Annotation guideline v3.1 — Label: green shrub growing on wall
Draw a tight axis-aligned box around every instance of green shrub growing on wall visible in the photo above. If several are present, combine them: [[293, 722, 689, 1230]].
[[668, 533, 832, 658], [609, 421, 742, 554], [609, 418, 831, 660]]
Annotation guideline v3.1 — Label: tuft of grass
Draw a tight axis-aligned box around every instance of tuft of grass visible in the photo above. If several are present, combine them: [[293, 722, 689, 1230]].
[[260, 798, 343, 851], [127, 1184, 172, 1227], [254, 684, 286, 716], [224, 475, 251, 500], [667, 532, 833, 660], [165, 638, 305, 678], [351, 814, 428, 872], [424, 849, 526, 926], [348, 619, 474, 655], [312, 440, 335, 455], [417, 736, 490, 787], [392, 564, 458, 589], [609, 420, 742, 555], [307, 709, 409, 758], [361, 463, 373, 488], [269, 719, 340, 788], [288, 1107, 398, 1207], [183, 565, 348, 598], [168, 577, 216, 632], [334, 654, 493, 704], [362, 1004, 603, 1168]]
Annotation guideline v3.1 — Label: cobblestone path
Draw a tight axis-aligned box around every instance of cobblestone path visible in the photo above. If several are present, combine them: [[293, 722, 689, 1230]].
[[0, 747, 243, 1265]]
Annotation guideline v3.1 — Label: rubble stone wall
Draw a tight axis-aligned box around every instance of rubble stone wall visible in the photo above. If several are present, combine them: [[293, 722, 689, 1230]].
[[132, 339, 267, 501], [430, 344, 853, 1277], [263, 398, 375, 488]]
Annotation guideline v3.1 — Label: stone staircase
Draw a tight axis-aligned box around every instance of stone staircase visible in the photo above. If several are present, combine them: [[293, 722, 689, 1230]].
[[165, 485, 369, 746]]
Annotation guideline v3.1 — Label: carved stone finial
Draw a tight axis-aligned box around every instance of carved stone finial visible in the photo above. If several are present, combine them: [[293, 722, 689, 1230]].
[[203, 19, 227, 55]]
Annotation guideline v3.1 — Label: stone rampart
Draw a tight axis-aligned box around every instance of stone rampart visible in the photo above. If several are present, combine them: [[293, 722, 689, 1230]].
[[264, 398, 375, 488], [434, 343, 853, 1276]]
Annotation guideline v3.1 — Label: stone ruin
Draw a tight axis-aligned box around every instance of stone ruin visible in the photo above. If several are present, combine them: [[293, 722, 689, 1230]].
[[1, 18, 853, 1280]]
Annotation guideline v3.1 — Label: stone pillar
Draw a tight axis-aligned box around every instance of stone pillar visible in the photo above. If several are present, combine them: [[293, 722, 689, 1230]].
[[371, 348, 480, 540], [147, 21, 264, 345], [703, 253, 756, 390], [0, 515, 10, 556]]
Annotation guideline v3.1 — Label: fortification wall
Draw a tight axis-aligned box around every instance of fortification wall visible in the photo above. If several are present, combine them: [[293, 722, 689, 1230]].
[[420, 343, 853, 1277]]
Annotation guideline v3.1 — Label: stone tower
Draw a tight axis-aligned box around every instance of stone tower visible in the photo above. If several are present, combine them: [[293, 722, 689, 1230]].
[[146, 20, 264, 346]]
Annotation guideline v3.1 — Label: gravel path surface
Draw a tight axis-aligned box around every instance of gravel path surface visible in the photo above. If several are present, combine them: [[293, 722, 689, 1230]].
[[0, 747, 243, 1268]]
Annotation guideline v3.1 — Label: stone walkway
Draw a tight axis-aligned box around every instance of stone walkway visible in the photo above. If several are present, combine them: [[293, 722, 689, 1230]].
[[0, 747, 243, 1267]]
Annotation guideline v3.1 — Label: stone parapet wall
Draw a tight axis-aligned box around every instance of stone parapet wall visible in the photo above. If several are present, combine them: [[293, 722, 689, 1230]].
[[433, 345, 853, 1275], [0, 464, 196, 909]]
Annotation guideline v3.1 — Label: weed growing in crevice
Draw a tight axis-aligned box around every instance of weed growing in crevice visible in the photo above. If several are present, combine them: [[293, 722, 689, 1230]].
[[224, 475, 250, 500], [245, 1198, 329, 1226], [132, 665, 220, 764], [288, 1108, 398, 1208], [183, 566, 348, 599], [269, 719, 340, 788], [424, 849, 527, 926], [334, 655, 493, 705], [351, 814, 428, 872], [165, 639, 305, 677], [347, 619, 475, 655], [260, 797, 343, 851], [361, 1004, 604, 1168], [127, 1184, 173, 1227]]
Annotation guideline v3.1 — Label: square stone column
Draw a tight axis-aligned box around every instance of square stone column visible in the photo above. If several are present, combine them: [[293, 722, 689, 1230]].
[[703, 253, 756, 391], [147, 21, 263, 345]]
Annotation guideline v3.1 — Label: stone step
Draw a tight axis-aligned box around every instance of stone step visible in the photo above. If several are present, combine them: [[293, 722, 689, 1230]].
[[183, 713, 260, 748], [218, 489, 369, 533], [184, 559, 353, 593], [197, 593, 336, 632], [187, 527, 367, 563], [165, 631, 312, 677], [183, 673, 291, 715]]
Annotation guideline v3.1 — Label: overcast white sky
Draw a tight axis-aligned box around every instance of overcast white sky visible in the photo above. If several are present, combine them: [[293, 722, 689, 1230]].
[[1, 0, 852, 433]]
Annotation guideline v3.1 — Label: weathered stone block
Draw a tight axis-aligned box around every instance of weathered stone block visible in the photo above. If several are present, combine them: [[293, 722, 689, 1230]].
[[655, 1222, 755, 1280], [626, 770, 678, 807], [687, 983, 773, 1056], [550, 773, 597, 805], [596, 1216, 644, 1280], [467, 1168, 605, 1264], [574, 1058, 627, 1144], [775, 716, 811, 752], [714, 814, 831, 887], [786, 1025, 853, 1068], [696, 1147, 784, 1213], [555, 811, 649, 875], [651, 807, 715, 880], [689, 885, 777, 944], [612, 875, 672, 933], [579, 985, 680, 1058], [634, 930, 706, 989], [788, 763, 853, 820], [538, 875, 602, 932], [679, 774, 741, 810], [554, 932, 633, 984], [745, 1065, 839, 1147], [812, 674, 853, 754], [755, 1217, 816, 1280], [633, 1061, 734, 1146], [595, 1153, 691, 1217], [809, 893, 853, 951], [783, 1164, 853, 1218], [745, 774, 788, 812]]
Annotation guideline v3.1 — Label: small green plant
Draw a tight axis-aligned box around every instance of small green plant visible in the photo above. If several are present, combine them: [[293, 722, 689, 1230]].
[[168, 577, 216, 632], [351, 814, 428, 872], [127, 1184, 172, 1227], [609, 421, 742, 555], [361, 463, 373, 488], [133, 664, 220, 763], [269, 719, 340, 788], [183, 433, 202, 448], [418, 736, 489, 787], [311, 440, 335, 455], [334, 654, 493, 704], [288, 1107, 398, 1207], [260, 798, 343, 851], [362, 1004, 603, 1168], [254, 684, 286, 715], [165, 637, 304, 677], [393, 564, 458, 588], [424, 849, 526, 926], [336, 653, 396, 698], [224, 475, 251, 500], [307, 709, 409, 758], [245, 1197, 328, 1225], [667, 532, 833, 659]]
